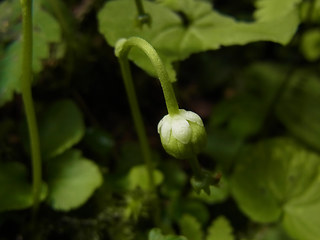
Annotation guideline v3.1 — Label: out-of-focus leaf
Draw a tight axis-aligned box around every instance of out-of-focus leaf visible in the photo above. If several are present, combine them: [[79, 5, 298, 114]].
[[46, 149, 103, 211], [191, 176, 229, 204], [251, 225, 293, 240], [254, 0, 302, 21], [300, 29, 320, 61], [0, 161, 46, 212], [276, 69, 320, 151], [179, 214, 203, 240], [231, 138, 320, 240], [0, 0, 62, 106], [148, 228, 188, 240], [206, 216, 234, 240], [128, 165, 163, 191], [206, 63, 286, 167], [98, 0, 299, 82], [39, 99, 85, 159], [299, 0, 320, 22], [170, 199, 209, 225]]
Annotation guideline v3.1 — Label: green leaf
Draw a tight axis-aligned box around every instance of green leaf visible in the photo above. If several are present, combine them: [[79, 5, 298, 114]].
[[148, 228, 188, 240], [179, 214, 203, 240], [251, 225, 293, 240], [191, 176, 229, 205], [39, 99, 85, 159], [98, 0, 299, 82], [46, 149, 103, 211], [254, 0, 302, 22], [206, 216, 234, 240], [0, 161, 47, 212], [128, 165, 164, 191], [170, 199, 210, 225], [0, 0, 61, 106], [300, 29, 320, 61], [231, 138, 320, 240], [205, 62, 287, 168], [276, 69, 320, 151]]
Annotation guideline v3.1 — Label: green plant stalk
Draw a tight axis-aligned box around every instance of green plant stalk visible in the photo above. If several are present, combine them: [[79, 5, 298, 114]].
[[134, 0, 146, 16], [188, 156, 203, 179], [116, 37, 180, 189], [118, 58, 155, 190], [21, 0, 42, 211], [116, 37, 179, 116], [116, 37, 180, 226]]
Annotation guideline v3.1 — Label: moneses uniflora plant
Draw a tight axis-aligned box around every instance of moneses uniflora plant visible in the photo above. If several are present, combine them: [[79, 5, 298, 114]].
[[115, 37, 220, 194]]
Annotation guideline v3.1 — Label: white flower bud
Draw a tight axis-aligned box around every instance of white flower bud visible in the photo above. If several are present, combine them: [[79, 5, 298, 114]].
[[157, 109, 207, 159]]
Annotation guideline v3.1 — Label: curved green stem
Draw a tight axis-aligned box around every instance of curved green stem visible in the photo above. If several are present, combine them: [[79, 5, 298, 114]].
[[116, 37, 179, 226], [21, 0, 42, 212], [115, 37, 179, 116]]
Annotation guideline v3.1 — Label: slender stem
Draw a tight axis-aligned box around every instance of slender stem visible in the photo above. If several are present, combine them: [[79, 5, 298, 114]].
[[134, 0, 146, 16], [118, 53, 161, 227], [21, 0, 42, 212], [118, 58, 155, 190], [115, 37, 178, 227], [116, 37, 179, 116], [188, 156, 203, 179]]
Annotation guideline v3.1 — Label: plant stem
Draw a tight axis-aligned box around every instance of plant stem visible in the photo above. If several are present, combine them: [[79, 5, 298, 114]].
[[188, 156, 203, 179], [115, 37, 179, 226], [134, 0, 146, 16], [21, 0, 42, 212], [116, 37, 179, 116], [118, 53, 162, 227], [118, 58, 155, 190]]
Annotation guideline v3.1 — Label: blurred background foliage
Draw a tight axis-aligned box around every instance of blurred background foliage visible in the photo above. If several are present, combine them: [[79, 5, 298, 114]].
[[0, 0, 320, 239]]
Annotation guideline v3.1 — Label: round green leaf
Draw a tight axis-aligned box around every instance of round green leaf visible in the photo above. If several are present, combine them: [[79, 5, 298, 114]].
[[46, 149, 103, 211], [39, 99, 85, 159], [128, 165, 164, 191], [231, 138, 320, 240]]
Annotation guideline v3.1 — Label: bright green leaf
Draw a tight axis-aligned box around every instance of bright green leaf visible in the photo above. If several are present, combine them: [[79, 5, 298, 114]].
[[38, 99, 85, 159], [231, 138, 320, 240], [206, 216, 234, 240], [254, 0, 302, 21], [0, 161, 47, 212], [128, 165, 164, 191], [98, 0, 299, 82], [46, 149, 103, 211], [179, 214, 203, 240]]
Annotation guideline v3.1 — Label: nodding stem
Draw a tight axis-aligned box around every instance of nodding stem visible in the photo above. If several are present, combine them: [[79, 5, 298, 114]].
[[115, 37, 179, 116]]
